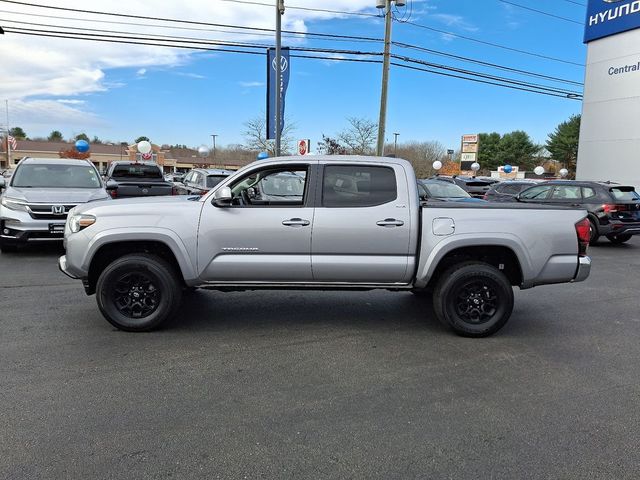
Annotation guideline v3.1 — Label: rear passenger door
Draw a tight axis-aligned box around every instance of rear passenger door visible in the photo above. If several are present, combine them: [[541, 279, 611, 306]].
[[311, 163, 413, 284]]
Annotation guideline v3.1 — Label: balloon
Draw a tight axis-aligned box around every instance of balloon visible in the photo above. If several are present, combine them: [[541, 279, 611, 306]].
[[137, 140, 152, 155], [197, 145, 210, 158], [534, 166, 545, 176], [75, 139, 90, 153], [432, 160, 443, 171], [503, 164, 513, 174], [257, 152, 269, 160], [559, 168, 569, 178], [471, 162, 480, 172]]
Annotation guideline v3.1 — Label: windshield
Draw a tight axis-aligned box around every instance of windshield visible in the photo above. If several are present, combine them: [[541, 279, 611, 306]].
[[610, 187, 639, 202], [12, 163, 102, 188], [260, 173, 305, 196], [206, 175, 229, 188], [111, 164, 162, 179], [422, 182, 470, 198]]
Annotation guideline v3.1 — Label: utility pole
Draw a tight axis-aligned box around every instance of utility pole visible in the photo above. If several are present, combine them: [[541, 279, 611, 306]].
[[393, 132, 400, 156], [275, 0, 285, 157], [210, 134, 218, 163], [376, 0, 393, 157], [5, 100, 10, 168]]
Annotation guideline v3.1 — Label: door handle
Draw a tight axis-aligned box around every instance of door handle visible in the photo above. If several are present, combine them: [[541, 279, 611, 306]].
[[282, 218, 310, 227], [376, 218, 404, 227]]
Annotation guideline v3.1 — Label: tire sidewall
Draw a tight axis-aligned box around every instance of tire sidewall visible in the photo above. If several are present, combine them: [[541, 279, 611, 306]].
[[434, 263, 514, 337], [96, 255, 180, 331]]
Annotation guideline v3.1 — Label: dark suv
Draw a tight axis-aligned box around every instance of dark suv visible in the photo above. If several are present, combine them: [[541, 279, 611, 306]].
[[431, 175, 497, 198], [516, 180, 640, 244], [483, 180, 540, 202]]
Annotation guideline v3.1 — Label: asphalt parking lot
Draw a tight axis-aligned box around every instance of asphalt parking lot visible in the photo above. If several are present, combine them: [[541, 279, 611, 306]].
[[1, 238, 639, 479]]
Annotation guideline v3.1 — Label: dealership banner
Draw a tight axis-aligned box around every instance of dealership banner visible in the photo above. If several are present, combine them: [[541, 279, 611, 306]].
[[584, 0, 640, 43], [267, 47, 290, 139]]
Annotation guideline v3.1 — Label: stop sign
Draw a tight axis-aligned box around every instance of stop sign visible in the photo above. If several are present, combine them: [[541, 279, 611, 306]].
[[298, 140, 307, 156]]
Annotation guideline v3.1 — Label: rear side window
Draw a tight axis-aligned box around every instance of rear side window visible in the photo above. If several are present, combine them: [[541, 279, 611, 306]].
[[610, 187, 640, 202], [582, 187, 597, 199], [206, 175, 228, 188], [323, 165, 397, 207], [550, 186, 581, 200], [498, 184, 521, 195]]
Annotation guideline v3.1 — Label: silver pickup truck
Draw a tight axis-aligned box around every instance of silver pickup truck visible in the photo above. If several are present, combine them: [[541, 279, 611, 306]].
[[59, 156, 592, 337]]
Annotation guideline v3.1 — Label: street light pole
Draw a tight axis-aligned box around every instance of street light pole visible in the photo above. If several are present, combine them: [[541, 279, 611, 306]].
[[376, 0, 393, 157], [210, 134, 218, 164], [275, 0, 285, 157], [393, 132, 400, 156]]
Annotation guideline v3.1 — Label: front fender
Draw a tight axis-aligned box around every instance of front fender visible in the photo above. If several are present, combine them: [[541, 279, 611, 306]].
[[68, 227, 198, 282]]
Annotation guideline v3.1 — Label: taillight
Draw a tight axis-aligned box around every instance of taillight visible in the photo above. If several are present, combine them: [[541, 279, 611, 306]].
[[575, 218, 590, 257], [603, 204, 630, 213], [109, 189, 117, 199]]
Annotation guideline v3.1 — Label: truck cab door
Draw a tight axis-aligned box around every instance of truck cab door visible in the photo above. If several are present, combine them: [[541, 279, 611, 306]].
[[197, 163, 317, 283], [311, 163, 414, 284]]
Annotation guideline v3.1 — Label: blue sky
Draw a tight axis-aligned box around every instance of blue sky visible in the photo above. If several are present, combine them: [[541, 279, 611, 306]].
[[0, 0, 587, 151]]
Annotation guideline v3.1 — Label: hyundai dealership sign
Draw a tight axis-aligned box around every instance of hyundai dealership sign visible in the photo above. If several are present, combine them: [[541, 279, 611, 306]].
[[585, 0, 640, 42]]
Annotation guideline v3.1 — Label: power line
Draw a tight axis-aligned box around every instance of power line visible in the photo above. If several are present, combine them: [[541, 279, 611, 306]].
[[393, 42, 582, 86], [218, 0, 380, 18], [0, 6, 584, 87], [2, 26, 582, 100], [1, 0, 585, 69], [392, 62, 581, 100], [497, 0, 584, 25], [400, 20, 584, 67]]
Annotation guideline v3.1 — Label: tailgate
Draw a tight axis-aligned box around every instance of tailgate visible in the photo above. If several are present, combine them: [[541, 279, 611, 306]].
[[115, 182, 173, 197]]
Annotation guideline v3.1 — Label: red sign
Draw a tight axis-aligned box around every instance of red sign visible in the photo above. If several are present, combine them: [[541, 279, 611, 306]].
[[298, 139, 309, 156], [142, 152, 152, 160]]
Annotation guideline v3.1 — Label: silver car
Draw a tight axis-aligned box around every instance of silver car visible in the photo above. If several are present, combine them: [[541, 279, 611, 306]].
[[0, 157, 109, 252]]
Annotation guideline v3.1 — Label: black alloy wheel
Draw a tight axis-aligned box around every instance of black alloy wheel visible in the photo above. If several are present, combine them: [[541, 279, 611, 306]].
[[96, 254, 182, 331], [433, 262, 514, 337], [606, 234, 632, 244]]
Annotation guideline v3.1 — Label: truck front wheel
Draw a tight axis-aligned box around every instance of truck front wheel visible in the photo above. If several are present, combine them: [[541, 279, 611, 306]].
[[96, 254, 182, 332], [433, 262, 514, 337]]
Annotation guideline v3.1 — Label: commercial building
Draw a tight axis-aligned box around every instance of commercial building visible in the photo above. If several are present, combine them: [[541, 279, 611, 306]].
[[577, 0, 640, 189]]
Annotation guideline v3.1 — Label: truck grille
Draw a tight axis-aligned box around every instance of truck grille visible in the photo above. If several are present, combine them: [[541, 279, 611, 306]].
[[26, 204, 77, 220]]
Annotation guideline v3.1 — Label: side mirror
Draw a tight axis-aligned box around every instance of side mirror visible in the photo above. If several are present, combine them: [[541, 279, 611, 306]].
[[105, 180, 118, 191], [212, 186, 232, 206]]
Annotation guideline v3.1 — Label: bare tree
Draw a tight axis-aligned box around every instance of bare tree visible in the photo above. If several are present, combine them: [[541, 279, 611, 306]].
[[337, 117, 377, 155], [390, 140, 447, 178], [242, 116, 296, 156]]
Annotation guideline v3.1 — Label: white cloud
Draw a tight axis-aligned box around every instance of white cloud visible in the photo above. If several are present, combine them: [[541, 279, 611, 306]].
[[9, 99, 104, 128], [239, 81, 265, 87], [430, 13, 479, 32], [175, 72, 207, 79], [0, 0, 377, 128]]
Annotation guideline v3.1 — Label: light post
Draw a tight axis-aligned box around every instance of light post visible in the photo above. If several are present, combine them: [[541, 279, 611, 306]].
[[393, 132, 400, 156], [210, 134, 218, 164]]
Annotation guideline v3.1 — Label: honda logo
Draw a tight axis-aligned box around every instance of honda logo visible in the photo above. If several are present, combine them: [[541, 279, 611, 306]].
[[51, 205, 65, 215]]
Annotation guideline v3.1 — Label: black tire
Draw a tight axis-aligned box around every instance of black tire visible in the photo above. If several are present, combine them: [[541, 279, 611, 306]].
[[432, 262, 514, 338], [96, 253, 182, 332], [588, 218, 599, 246], [0, 239, 18, 253], [606, 234, 632, 244]]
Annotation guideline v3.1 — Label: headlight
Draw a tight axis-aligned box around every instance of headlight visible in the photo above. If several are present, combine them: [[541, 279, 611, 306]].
[[1, 197, 28, 212], [68, 214, 96, 233]]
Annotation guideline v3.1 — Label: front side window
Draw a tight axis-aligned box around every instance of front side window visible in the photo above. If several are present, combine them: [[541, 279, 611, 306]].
[[520, 185, 552, 200], [323, 165, 397, 207], [229, 167, 307, 207], [12, 163, 102, 188]]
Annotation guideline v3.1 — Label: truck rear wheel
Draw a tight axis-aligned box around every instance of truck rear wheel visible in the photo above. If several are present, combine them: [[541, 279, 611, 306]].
[[96, 254, 182, 332], [433, 262, 513, 338]]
